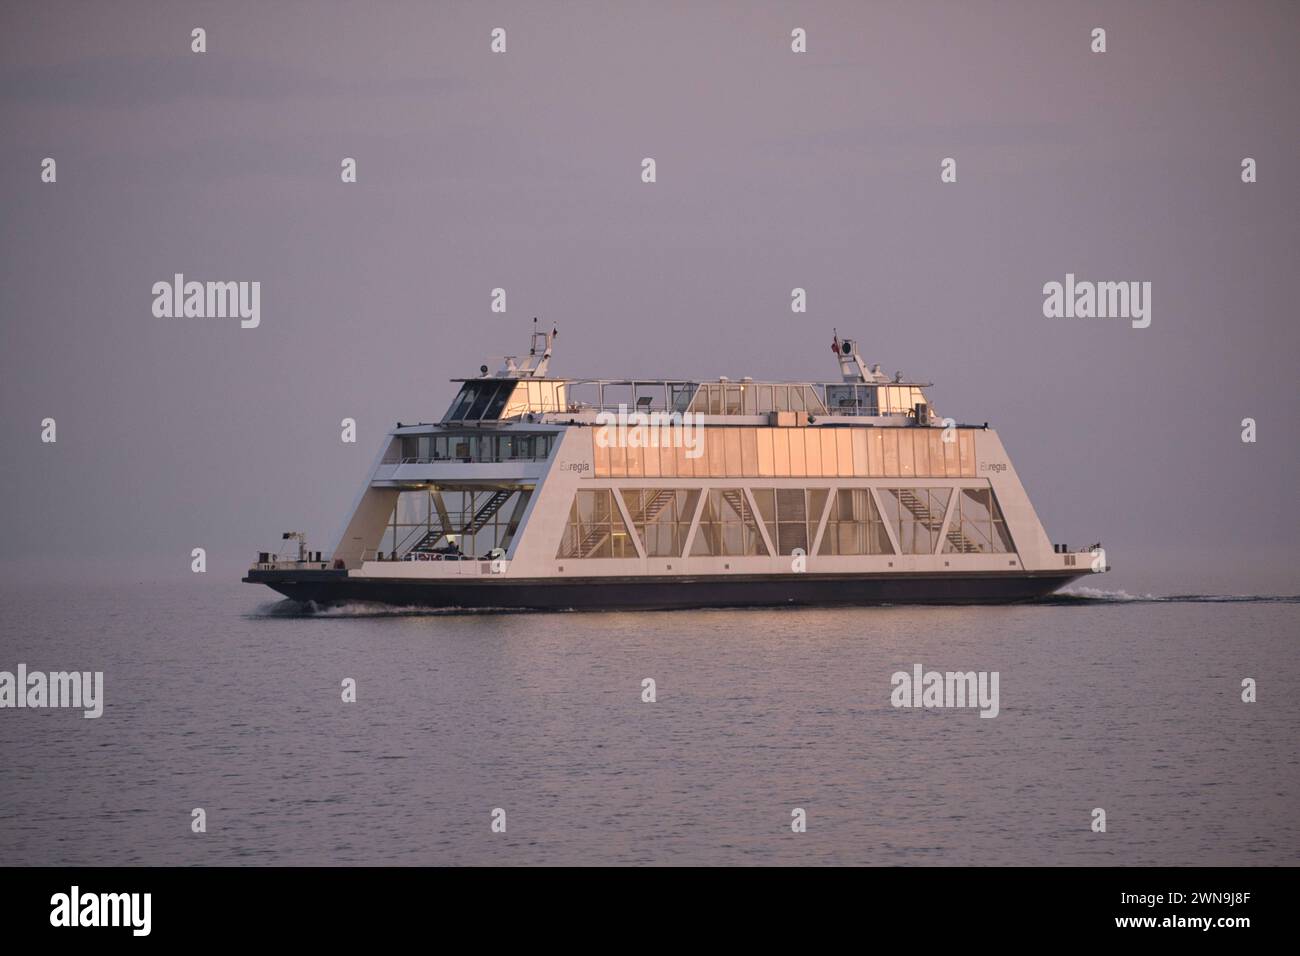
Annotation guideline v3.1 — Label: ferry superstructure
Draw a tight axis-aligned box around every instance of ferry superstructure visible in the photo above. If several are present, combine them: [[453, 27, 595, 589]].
[[244, 325, 1103, 609]]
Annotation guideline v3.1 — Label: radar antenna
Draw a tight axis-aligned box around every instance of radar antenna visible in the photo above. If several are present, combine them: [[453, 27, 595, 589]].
[[831, 331, 888, 383]]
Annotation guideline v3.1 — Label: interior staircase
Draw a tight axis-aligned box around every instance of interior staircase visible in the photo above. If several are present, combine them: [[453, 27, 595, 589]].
[[403, 489, 515, 555], [406, 525, 446, 554], [894, 488, 979, 553], [720, 489, 746, 519], [461, 490, 513, 535], [575, 489, 677, 557]]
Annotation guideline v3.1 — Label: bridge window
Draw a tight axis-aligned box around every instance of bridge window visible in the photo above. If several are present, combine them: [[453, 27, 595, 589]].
[[444, 380, 566, 421], [399, 432, 554, 462]]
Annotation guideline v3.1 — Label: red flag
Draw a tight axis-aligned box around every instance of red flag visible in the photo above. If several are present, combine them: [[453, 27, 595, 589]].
[[831, 334, 840, 354]]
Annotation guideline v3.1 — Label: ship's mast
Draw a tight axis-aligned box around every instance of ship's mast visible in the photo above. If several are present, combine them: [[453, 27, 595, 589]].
[[494, 317, 557, 377]]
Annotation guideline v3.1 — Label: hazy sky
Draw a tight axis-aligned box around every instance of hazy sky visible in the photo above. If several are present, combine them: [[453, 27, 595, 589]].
[[1, 1, 1297, 592]]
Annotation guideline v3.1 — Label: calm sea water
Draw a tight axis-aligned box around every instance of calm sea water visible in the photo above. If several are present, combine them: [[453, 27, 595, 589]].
[[0, 578, 1296, 866]]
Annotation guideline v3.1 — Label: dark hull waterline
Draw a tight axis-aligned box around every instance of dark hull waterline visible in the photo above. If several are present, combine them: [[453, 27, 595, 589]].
[[244, 568, 1088, 611]]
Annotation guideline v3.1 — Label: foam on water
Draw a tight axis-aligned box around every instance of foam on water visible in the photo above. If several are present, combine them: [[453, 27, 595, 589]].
[[249, 598, 554, 618], [1054, 586, 1300, 604]]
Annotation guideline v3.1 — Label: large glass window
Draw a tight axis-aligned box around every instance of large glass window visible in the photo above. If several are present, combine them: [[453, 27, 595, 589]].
[[442, 383, 483, 421], [690, 489, 768, 557], [775, 488, 807, 554], [825, 385, 857, 411], [746, 488, 828, 555], [556, 490, 635, 559], [621, 489, 700, 557], [875, 386, 930, 416], [856, 386, 879, 415], [397, 432, 553, 463], [752, 488, 820, 555], [818, 489, 894, 555], [446, 380, 569, 420], [943, 487, 1014, 554], [670, 383, 697, 413], [388, 486, 533, 559], [879, 488, 952, 554], [465, 382, 503, 420]]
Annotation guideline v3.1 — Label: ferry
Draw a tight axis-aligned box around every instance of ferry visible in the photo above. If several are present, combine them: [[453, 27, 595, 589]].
[[244, 323, 1104, 609]]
